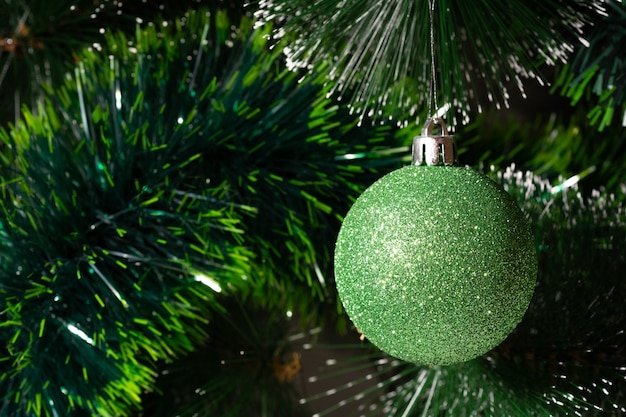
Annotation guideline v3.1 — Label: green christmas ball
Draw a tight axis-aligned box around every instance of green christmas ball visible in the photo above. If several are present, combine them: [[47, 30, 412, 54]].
[[334, 165, 537, 365]]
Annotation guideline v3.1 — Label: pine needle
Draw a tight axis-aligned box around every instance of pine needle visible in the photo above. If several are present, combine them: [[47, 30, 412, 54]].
[[256, 0, 602, 127]]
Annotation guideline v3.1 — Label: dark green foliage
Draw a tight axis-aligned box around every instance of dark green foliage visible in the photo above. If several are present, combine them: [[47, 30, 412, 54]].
[[0, 17, 255, 417], [457, 104, 626, 194], [140, 299, 311, 417], [0, 0, 131, 125], [93, 11, 408, 325], [0, 8, 412, 415], [554, 0, 626, 131], [0, 0, 249, 126]]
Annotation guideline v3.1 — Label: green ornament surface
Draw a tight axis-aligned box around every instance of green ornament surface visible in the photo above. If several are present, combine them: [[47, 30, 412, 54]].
[[334, 165, 537, 365]]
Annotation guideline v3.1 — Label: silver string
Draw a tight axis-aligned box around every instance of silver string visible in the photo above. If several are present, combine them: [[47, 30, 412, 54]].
[[428, 0, 437, 120]]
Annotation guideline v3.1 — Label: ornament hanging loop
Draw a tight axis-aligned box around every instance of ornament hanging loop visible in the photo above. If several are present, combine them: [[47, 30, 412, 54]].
[[412, 118, 457, 166]]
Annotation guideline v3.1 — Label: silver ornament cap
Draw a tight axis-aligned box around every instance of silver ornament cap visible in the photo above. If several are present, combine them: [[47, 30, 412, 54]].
[[412, 118, 457, 166]]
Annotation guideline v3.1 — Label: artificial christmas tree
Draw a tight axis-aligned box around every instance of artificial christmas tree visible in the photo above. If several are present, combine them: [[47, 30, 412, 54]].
[[0, 1, 624, 416]]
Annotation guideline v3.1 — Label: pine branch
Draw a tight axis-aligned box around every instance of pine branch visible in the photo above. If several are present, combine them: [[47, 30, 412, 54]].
[[0, 7, 413, 415], [0, 10, 256, 416], [139, 299, 310, 417], [553, 0, 626, 131], [256, 0, 603, 127], [457, 105, 626, 193], [0, 0, 134, 125], [0, 0, 250, 127]]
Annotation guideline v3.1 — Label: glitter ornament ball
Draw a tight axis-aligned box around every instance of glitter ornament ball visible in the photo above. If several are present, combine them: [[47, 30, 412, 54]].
[[334, 120, 537, 366]]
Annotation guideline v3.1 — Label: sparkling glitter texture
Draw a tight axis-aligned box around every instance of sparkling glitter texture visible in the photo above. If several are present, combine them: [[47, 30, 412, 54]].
[[334, 165, 537, 365]]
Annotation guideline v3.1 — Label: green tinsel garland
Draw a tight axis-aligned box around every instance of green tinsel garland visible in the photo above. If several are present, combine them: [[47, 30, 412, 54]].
[[0, 8, 411, 416]]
